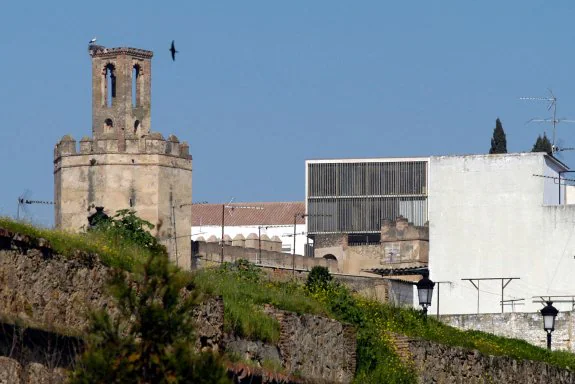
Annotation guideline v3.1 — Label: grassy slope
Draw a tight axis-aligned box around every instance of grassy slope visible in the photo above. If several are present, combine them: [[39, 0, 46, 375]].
[[1, 218, 574, 381], [0, 217, 149, 271]]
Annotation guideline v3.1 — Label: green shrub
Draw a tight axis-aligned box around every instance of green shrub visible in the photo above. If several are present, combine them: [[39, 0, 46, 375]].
[[70, 254, 230, 383], [305, 266, 333, 293]]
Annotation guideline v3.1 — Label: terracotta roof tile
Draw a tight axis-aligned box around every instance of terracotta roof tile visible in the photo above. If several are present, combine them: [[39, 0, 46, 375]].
[[191, 202, 306, 226]]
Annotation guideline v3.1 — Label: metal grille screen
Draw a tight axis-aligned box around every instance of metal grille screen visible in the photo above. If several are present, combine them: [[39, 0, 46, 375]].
[[307, 161, 428, 233]]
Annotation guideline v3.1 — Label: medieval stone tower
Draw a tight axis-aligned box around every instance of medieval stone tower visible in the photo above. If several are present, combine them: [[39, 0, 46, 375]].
[[54, 45, 192, 269]]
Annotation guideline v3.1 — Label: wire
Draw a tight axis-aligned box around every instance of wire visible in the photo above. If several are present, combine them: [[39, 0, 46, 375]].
[[547, 223, 575, 294]]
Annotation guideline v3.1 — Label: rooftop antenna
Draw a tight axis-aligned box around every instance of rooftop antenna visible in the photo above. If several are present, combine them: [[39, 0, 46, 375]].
[[521, 89, 575, 153], [17, 190, 54, 221]]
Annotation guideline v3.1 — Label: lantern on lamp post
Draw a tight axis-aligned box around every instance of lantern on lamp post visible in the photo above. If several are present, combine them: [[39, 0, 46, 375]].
[[540, 301, 559, 351], [416, 271, 435, 318]]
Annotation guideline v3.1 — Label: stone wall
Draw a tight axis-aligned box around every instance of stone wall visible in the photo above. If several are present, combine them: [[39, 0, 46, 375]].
[[313, 217, 428, 275], [196, 240, 339, 273], [440, 311, 575, 352], [0, 229, 356, 383], [398, 336, 575, 384], [0, 246, 112, 332], [0, 357, 67, 384]]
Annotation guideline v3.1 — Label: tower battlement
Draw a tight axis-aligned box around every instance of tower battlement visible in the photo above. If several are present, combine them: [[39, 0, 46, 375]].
[[88, 46, 153, 60], [54, 134, 191, 159]]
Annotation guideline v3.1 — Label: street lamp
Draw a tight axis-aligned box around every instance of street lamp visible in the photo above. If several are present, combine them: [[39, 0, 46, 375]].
[[541, 301, 559, 350], [416, 271, 435, 317]]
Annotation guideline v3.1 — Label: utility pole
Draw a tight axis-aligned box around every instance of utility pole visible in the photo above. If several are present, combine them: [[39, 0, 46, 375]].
[[292, 213, 331, 275], [171, 204, 178, 266], [179, 202, 197, 269]]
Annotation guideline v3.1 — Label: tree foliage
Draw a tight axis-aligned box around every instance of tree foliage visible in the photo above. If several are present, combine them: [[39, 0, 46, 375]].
[[91, 209, 166, 255], [70, 248, 229, 383], [489, 118, 507, 154], [305, 266, 333, 294], [532, 133, 553, 155]]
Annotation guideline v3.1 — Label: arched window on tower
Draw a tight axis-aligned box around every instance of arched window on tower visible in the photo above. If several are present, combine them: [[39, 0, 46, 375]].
[[104, 118, 114, 133], [132, 64, 141, 108], [104, 64, 116, 108]]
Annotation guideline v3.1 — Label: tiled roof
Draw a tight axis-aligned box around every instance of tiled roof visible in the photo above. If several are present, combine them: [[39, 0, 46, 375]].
[[191, 202, 306, 226], [362, 263, 428, 277]]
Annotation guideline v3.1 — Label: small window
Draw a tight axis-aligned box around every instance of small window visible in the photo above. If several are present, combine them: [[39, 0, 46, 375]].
[[134, 120, 140, 134], [104, 64, 116, 107], [132, 65, 141, 108], [105, 118, 113, 128]]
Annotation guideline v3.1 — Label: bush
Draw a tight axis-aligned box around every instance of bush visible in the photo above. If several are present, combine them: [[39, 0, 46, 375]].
[[305, 266, 333, 294], [70, 254, 230, 383], [90, 209, 166, 255]]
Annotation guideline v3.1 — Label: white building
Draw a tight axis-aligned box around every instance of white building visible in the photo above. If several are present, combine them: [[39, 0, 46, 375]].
[[306, 153, 575, 314], [191, 202, 311, 256], [429, 152, 575, 314]]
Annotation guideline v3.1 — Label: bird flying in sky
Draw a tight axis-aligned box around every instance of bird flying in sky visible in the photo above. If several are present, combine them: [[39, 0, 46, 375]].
[[89, 37, 97, 44], [170, 40, 178, 61]]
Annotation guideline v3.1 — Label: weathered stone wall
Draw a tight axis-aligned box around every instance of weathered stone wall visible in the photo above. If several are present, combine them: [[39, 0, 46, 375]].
[[0, 230, 356, 383], [266, 307, 356, 383], [0, 246, 112, 332], [401, 337, 575, 384], [313, 217, 428, 275], [440, 311, 575, 352], [196, 241, 339, 273], [0, 357, 67, 384]]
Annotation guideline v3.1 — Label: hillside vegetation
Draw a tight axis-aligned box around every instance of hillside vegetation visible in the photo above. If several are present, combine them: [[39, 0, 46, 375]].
[[1, 217, 575, 383]]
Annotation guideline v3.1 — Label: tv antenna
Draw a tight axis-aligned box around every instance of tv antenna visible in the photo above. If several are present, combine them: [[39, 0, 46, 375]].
[[521, 89, 575, 153], [17, 191, 54, 220]]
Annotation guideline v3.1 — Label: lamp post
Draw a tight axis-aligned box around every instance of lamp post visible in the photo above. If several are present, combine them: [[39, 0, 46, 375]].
[[416, 271, 435, 317], [541, 301, 559, 350]]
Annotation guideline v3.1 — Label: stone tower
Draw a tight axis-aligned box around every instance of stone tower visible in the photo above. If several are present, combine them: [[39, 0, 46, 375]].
[[54, 45, 192, 269]]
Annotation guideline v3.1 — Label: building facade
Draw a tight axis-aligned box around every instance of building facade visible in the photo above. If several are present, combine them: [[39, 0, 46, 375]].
[[429, 153, 573, 314], [306, 158, 428, 243], [54, 45, 192, 268], [307, 152, 575, 314], [191, 202, 310, 256]]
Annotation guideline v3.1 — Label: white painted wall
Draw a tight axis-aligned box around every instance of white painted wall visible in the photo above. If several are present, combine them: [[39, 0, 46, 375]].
[[429, 152, 575, 314], [567, 185, 575, 204], [191, 224, 310, 256]]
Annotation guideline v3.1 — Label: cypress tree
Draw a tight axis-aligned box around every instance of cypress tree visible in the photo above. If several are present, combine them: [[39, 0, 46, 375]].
[[489, 118, 508, 154], [532, 133, 553, 155]]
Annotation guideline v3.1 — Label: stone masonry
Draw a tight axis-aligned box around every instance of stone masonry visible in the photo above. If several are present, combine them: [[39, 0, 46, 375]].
[[0, 228, 356, 383], [54, 45, 192, 269], [313, 216, 428, 276], [440, 311, 575, 353], [402, 337, 575, 383]]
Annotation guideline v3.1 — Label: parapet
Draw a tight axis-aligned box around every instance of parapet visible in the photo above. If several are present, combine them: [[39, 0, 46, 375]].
[[88, 45, 153, 60], [380, 216, 429, 242], [196, 233, 282, 252], [54, 135, 77, 157], [54, 132, 191, 159]]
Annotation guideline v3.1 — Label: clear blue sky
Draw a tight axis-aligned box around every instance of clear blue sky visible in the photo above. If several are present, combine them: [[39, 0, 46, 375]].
[[2, 1, 575, 226]]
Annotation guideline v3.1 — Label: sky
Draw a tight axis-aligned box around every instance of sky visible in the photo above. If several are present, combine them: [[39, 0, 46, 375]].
[[2, 1, 575, 226]]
